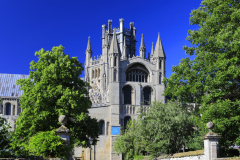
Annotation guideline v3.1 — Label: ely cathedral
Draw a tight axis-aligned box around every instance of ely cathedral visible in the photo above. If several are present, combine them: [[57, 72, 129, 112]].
[[0, 19, 166, 160]]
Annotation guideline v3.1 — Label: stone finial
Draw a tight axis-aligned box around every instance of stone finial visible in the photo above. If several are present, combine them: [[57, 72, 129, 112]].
[[56, 115, 70, 133], [119, 18, 124, 22], [206, 121, 214, 132], [59, 115, 67, 126]]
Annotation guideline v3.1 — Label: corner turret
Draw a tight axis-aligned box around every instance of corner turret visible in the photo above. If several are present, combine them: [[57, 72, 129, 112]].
[[154, 33, 166, 58], [139, 34, 146, 59], [85, 36, 92, 66]]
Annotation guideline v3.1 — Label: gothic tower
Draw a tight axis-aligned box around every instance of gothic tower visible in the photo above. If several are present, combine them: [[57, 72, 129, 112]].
[[77, 19, 166, 160]]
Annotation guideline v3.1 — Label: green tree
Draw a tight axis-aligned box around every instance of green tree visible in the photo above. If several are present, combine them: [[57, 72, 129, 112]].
[[114, 118, 146, 160], [163, 0, 240, 155], [114, 101, 196, 159], [10, 45, 99, 157], [140, 101, 195, 158], [26, 131, 70, 159]]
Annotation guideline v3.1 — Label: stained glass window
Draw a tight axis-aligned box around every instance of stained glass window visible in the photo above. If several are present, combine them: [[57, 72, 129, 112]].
[[126, 69, 148, 82]]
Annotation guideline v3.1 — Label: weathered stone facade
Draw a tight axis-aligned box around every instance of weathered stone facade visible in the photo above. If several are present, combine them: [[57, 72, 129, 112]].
[[74, 19, 167, 160]]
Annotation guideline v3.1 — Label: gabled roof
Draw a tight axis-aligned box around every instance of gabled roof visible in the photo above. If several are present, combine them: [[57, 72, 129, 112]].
[[0, 73, 29, 97]]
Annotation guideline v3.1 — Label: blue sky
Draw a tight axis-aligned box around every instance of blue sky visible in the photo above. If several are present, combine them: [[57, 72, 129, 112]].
[[0, 0, 202, 78]]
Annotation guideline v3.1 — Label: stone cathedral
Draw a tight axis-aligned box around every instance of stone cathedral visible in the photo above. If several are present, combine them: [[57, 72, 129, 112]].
[[0, 18, 166, 160], [74, 18, 167, 160]]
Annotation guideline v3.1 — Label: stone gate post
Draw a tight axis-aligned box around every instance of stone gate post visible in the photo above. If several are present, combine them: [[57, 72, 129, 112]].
[[55, 115, 72, 160], [201, 121, 221, 160]]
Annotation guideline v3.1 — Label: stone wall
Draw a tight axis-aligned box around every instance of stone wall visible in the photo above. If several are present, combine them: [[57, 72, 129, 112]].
[[157, 155, 205, 160]]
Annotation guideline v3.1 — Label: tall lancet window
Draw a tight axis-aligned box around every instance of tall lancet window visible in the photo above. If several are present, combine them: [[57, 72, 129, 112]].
[[159, 60, 162, 69], [99, 120, 105, 135], [123, 86, 132, 104], [159, 72, 162, 84], [143, 87, 152, 105], [92, 70, 94, 79], [114, 57, 117, 67], [6, 103, 11, 115]]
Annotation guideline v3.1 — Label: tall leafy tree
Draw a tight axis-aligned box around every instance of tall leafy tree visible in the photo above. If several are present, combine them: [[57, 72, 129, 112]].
[[114, 101, 196, 159], [163, 0, 240, 154], [10, 45, 99, 156]]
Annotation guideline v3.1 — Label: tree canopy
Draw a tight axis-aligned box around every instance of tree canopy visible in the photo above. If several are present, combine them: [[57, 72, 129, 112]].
[[10, 45, 99, 156], [163, 0, 240, 154], [114, 101, 197, 160]]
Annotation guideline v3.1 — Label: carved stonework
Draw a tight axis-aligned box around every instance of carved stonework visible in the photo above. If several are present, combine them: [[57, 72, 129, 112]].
[[151, 57, 157, 64], [89, 83, 102, 104]]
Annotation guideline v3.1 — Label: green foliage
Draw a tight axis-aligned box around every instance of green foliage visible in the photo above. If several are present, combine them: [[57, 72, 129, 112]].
[[114, 119, 146, 160], [10, 45, 99, 156], [26, 131, 70, 159], [140, 101, 195, 158], [0, 115, 13, 158], [114, 101, 197, 159], [163, 0, 240, 155]]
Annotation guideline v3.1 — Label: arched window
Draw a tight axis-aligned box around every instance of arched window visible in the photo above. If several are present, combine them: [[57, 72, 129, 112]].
[[95, 69, 97, 78], [143, 87, 152, 105], [92, 70, 94, 79], [113, 69, 117, 81], [114, 57, 117, 66], [99, 120, 105, 135], [98, 68, 100, 78], [124, 116, 131, 131], [123, 86, 132, 104], [6, 103, 11, 115], [159, 60, 162, 69], [106, 122, 110, 135], [159, 72, 162, 84], [126, 63, 149, 82]]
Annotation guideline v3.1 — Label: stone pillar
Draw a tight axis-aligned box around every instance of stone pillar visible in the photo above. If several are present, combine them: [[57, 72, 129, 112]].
[[11, 103, 13, 115], [135, 83, 142, 105], [55, 115, 72, 160], [201, 122, 221, 160]]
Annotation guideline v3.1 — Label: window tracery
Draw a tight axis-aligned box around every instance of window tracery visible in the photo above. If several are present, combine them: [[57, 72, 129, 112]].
[[126, 69, 148, 82]]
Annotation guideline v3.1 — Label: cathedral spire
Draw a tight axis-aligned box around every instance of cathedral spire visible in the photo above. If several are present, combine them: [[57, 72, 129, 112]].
[[140, 34, 145, 48], [109, 28, 120, 54], [86, 36, 92, 52], [139, 34, 146, 59], [85, 36, 92, 66], [154, 33, 166, 58], [122, 36, 127, 59]]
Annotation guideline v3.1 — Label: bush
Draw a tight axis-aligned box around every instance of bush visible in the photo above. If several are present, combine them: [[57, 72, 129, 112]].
[[0, 115, 14, 158], [25, 130, 70, 159]]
